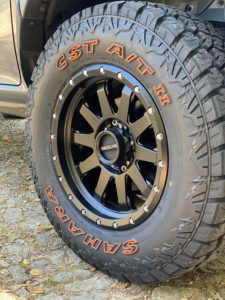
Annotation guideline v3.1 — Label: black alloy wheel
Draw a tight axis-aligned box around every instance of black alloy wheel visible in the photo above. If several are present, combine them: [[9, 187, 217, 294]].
[[51, 65, 168, 229]]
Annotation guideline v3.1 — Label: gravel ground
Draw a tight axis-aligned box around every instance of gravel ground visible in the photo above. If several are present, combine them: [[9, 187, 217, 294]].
[[1, 113, 225, 300]]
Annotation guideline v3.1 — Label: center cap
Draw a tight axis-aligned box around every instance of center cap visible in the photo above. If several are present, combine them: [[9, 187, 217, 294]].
[[96, 129, 125, 166]]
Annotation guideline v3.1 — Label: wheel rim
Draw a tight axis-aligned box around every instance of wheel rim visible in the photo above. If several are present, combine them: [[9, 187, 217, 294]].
[[51, 64, 168, 230]]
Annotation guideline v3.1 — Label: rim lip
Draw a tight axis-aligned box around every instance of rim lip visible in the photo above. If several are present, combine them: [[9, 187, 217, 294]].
[[51, 64, 168, 230]]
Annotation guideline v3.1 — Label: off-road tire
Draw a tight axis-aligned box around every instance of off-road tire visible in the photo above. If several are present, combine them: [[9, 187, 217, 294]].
[[26, 1, 225, 283]]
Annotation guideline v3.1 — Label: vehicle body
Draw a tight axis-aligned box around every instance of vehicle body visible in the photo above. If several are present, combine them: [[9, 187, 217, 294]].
[[2, 0, 225, 284]]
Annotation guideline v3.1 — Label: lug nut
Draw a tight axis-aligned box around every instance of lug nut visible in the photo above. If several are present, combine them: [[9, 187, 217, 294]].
[[130, 141, 134, 146], [53, 113, 57, 119], [59, 176, 63, 182], [154, 186, 160, 193], [121, 165, 127, 172], [84, 70, 88, 77], [118, 72, 123, 80], [158, 161, 165, 169], [53, 156, 57, 161], [134, 86, 140, 93], [51, 134, 56, 140], [112, 120, 118, 126], [118, 123, 123, 129], [156, 133, 163, 141], [148, 107, 154, 115], [59, 95, 63, 100], [96, 219, 101, 225], [113, 222, 118, 229], [68, 195, 73, 200], [100, 67, 105, 74], [81, 209, 86, 215], [126, 161, 130, 166], [144, 205, 149, 212], [129, 217, 135, 224]]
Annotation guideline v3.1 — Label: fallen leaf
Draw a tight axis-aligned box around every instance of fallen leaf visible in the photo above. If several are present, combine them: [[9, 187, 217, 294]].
[[29, 269, 44, 277], [26, 286, 44, 294]]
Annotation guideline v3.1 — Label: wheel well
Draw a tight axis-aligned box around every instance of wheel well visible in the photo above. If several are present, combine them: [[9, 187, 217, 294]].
[[20, 0, 214, 86]]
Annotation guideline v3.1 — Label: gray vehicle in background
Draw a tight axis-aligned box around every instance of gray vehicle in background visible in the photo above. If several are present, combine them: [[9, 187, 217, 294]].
[[1, 0, 225, 283]]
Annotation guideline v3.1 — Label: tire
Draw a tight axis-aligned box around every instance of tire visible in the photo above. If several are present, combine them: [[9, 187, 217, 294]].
[[26, 1, 225, 283]]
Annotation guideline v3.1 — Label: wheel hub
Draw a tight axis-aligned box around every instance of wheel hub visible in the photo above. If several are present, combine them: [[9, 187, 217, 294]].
[[50, 64, 168, 230]]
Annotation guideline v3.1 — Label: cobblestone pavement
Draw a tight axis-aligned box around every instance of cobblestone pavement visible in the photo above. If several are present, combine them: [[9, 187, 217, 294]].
[[1, 113, 225, 300]]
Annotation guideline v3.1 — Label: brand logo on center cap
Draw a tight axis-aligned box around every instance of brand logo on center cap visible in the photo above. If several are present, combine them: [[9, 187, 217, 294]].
[[101, 144, 118, 151]]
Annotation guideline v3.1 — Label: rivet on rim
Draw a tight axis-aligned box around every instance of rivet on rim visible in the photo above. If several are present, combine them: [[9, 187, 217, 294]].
[[84, 70, 88, 77], [53, 156, 57, 161], [59, 95, 63, 100], [100, 67, 105, 74], [113, 222, 118, 229], [96, 219, 101, 225], [118, 72, 123, 80], [134, 86, 140, 93], [156, 133, 163, 141], [148, 107, 154, 115], [158, 161, 165, 169], [59, 176, 63, 182], [81, 209, 86, 215], [129, 217, 135, 225], [51, 134, 56, 140], [154, 186, 160, 193], [53, 113, 57, 119], [68, 195, 73, 200], [69, 80, 74, 86]]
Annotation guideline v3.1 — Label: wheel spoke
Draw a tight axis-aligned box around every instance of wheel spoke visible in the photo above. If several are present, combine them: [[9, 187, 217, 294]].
[[115, 175, 128, 208], [135, 145, 157, 164], [80, 104, 101, 132], [79, 153, 99, 174], [73, 132, 94, 149], [95, 168, 111, 198], [128, 164, 150, 198], [129, 113, 152, 140], [97, 84, 112, 118], [117, 86, 132, 123]]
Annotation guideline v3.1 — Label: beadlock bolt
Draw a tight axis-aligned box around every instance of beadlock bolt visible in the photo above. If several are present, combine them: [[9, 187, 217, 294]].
[[100, 67, 105, 74], [148, 107, 154, 115], [81, 209, 86, 215], [113, 222, 118, 229], [53, 156, 57, 161], [68, 195, 73, 200], [59, 95, 63, 100], [59, 176, 63, 182], [118, 72, 123, 80], [156, 133, 163, 141], [84, 70, 88, 77], [96, 219, 101, 225], [51, 134, 56, 140], [158, 161, 165, 169], [130, 217, 135, 225], [69, 80, 74, 85], [154, 185, 160, 193], [144, 205, 149, 212], [53, 113, 57, 119], [134, 86, 140, 93]]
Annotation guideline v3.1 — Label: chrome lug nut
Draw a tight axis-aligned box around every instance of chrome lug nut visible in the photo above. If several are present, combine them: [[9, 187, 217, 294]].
[[121, 165, 127, 172], [112, 120, 118, 126], [118, 123, 123, 129], [156, 133, 163, 141]]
